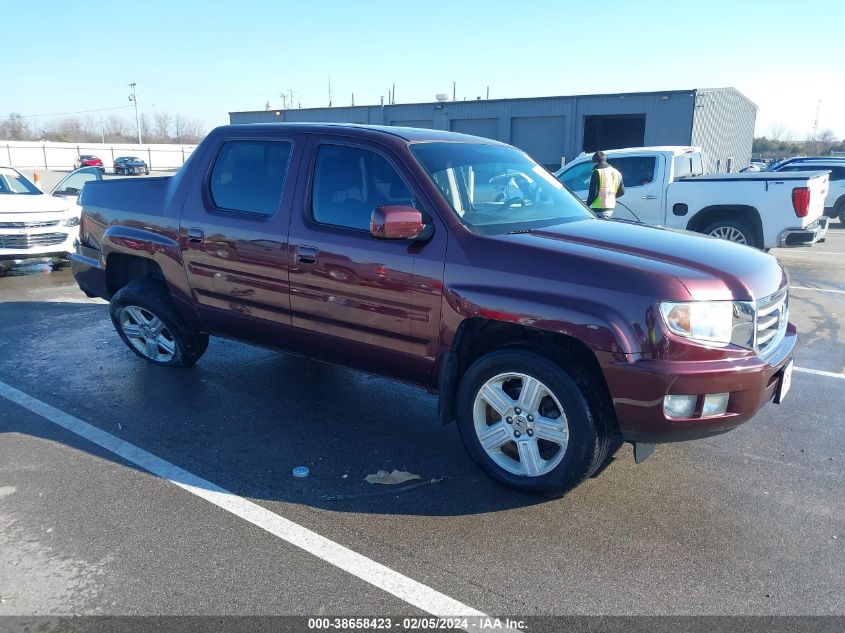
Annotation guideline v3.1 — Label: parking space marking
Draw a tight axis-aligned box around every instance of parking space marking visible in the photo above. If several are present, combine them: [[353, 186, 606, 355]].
[[0, 379, 494, 625], [791, 286, 845, 295], [795, 367, 845, 380]]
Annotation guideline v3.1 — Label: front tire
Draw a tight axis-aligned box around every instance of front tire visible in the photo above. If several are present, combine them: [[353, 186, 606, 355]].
[[109, 279, 208, 367], [455, 349, 610, 493], [703, 220, 756, 248]]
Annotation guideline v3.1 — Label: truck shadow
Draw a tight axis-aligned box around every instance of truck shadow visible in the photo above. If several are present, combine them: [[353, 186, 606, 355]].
[[0, 301, 628, 518]]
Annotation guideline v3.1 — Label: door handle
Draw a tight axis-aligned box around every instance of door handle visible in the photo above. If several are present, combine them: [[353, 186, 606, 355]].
[[187, 227, 204, 244], [297, 245, 319, 263], [641, 195, 659, 200]]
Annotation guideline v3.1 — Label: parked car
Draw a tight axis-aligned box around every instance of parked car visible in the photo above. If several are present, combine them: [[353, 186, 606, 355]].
[[0, 166, 102, 274], [114, 156, 149, 175], [73, 155, 105, 173], [766, 157, 845, 225], [555, 147, 829, 249], [71, 124, 795, 493]]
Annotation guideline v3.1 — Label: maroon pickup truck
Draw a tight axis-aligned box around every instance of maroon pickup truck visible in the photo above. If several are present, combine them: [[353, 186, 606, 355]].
[[71, 124, 795, 492]]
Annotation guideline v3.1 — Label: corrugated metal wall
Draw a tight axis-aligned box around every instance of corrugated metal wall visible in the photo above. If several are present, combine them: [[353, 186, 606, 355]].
[[691, 88, 757, 173], [229, 89, 752, 171]]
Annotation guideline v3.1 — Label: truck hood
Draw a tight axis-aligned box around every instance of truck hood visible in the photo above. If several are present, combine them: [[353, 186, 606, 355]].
[[0, 193, 72, 215], [522, 219, 787, 301]]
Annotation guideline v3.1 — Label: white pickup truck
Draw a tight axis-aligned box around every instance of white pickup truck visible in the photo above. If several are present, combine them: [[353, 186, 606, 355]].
[[554, 147, 830, 250]]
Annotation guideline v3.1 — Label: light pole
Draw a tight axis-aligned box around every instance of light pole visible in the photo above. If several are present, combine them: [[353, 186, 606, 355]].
[[129, 82, 142, 145]]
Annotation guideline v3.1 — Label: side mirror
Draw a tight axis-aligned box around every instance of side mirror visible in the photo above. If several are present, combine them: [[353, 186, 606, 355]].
[[370, 205, 424, 240]]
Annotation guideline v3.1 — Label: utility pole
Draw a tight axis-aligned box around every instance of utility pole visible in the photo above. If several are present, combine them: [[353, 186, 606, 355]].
[[328, 75, 332, 107], [452, 82, 456, 102], [128, 82, 142, 144], [100, 115, 105, 143]]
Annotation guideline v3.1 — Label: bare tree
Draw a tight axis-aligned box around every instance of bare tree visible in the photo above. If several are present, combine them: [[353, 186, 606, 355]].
[[768, 122, 788, 142], [173, 115, 205, 144], [818, 129, 837, 144], [138, 113, 151, 142], [154, 111, 173, 142], [105, 115, 128, 140], [0, 113, 33, 141]]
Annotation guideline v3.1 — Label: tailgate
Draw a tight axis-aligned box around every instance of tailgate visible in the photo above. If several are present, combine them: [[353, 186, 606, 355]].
[[805, 173, 829, 226]]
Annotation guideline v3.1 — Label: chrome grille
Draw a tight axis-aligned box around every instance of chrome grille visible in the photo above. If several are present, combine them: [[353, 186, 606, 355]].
[[0, 232, 68, 249], [0, 220, 60, 229], [755, 287, 788, 356]]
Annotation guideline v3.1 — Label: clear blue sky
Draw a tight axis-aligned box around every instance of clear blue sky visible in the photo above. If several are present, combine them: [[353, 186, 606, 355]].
[[5, 0, 843, 138]]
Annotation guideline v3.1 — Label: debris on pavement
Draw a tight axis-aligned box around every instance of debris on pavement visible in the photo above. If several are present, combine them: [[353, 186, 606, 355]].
[[365, 469, 421, 485]]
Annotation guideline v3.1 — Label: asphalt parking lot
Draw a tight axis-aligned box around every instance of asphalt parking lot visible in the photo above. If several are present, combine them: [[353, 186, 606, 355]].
[[0, 217, 843, 624]]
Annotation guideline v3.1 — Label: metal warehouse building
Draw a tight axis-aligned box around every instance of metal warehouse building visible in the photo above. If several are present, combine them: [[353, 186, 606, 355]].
[[230, 87, 756, 172]]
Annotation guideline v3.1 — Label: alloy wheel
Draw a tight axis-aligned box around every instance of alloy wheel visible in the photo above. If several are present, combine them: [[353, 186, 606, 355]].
[[473, 372, 569, 477], [709, 226, 747, 244], [118, 305, 177, 362]]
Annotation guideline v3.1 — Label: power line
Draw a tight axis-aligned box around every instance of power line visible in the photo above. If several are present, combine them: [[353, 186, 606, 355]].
[[10, 105, 133, 119]]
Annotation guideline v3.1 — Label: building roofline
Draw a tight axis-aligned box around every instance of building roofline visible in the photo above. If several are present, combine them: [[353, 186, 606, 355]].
[[229, 87, 712, 116]]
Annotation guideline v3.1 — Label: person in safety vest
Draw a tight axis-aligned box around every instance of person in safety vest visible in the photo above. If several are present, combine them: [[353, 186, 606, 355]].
[[586, 151, 625, 219]]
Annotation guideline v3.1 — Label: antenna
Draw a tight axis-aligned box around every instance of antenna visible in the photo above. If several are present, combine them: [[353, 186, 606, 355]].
[[351, 93, 355, 107], [392, 83, 396, 104], [452, 82, 456, 102], [328, 75, 332, 107]]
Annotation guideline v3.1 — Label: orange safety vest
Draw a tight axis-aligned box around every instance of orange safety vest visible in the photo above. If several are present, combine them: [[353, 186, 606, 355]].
[[590, 165, 622, 209]]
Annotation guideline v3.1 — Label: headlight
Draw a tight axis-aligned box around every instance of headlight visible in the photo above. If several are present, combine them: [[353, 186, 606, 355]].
[[61, 216, 80, 227], [659, 300, 754, 348]]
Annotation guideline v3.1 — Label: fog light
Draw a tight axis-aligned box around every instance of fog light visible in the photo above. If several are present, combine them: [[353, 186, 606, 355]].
[[663, 395, 697, 419], [702, 393, 729, 417]]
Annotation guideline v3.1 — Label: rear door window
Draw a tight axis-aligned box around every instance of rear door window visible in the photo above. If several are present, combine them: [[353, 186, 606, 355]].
[[607, 156, 657, 186], [209, 140, 292, 215]]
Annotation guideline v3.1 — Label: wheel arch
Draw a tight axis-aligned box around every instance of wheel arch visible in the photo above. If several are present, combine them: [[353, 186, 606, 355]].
[[685, 205, 763, 247], [436, 318, 618, 437]]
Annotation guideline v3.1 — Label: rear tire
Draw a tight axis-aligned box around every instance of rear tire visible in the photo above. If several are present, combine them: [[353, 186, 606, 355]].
[[835, 199, 845, 226], [703, 219, 757, 248], [455, 348, 610, 493], [109, 279, 208, 367]]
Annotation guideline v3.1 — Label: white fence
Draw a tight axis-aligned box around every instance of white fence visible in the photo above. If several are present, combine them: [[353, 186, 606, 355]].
[[1, 140, 197, 171]]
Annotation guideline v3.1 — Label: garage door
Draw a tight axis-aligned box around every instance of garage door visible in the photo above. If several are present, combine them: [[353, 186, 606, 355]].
[[450, 118, 499, 140], [511, 116, 567, 169]]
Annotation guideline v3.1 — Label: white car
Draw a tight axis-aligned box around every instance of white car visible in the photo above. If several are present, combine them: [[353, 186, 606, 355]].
[[555, 147, 830, 250], [0, 166, 102, 274]]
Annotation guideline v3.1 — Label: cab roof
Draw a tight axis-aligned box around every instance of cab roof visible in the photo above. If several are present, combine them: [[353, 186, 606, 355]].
[[217, 122, 508, 145]]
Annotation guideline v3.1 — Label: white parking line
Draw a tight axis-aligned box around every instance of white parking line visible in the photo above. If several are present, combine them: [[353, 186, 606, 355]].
[[791, 286, 845, 295], [0, 380, 499, 628], [795, 367, 845, 380]]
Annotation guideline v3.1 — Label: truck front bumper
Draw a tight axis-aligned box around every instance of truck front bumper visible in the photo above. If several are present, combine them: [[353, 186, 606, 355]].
[[602, 323, 796, 443], [778, 216, 829, 247]]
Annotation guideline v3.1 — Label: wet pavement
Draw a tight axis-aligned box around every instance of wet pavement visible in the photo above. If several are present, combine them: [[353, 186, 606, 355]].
[[0, 226, 843, 618]]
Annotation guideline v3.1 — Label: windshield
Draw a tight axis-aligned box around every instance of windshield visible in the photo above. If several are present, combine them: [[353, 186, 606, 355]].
[[0, 167, 42, 195], [410, 142, 592, 235]]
